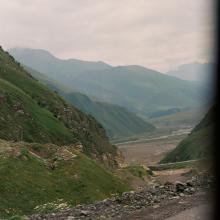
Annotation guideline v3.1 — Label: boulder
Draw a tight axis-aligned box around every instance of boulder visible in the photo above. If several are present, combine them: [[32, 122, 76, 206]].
[[175, 181, 186, 193]]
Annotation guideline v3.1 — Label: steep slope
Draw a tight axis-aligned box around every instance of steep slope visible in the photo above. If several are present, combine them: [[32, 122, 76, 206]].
[[64, 92, 155, 140], [149, 107, 208, 131], [9, 48, 211, 116], [23, 66, 155, 140], [0, 139, 129, 218], [71, 66, 211, 115], [160, 106, 214, 163], [0, 46, 118, 166]]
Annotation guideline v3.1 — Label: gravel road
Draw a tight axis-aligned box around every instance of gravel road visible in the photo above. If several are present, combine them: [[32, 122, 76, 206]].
[[122, 191, 214, 220]]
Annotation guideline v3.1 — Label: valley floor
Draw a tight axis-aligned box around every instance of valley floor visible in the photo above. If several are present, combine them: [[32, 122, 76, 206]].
[[117, 131, 190, 166]]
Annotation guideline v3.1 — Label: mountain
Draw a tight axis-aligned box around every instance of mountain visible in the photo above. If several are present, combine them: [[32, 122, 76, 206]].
[[0, 46, 133, 218], [9, 48, 111, 82], [167, 62, 216, 84], [70, 65, 211, 116], [64, 92, 155, 140], [23, 65, 155, 140], [9, 48, 212, 117], [0, 46, 119, 167], [160, 106, 214, 163]]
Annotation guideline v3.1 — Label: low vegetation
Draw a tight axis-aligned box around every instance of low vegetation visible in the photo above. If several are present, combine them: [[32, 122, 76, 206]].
[[23, 66, 156, 140], [0, 46, 118, 165], [160, 107, 214, 163], [0, 140, 130, 218]]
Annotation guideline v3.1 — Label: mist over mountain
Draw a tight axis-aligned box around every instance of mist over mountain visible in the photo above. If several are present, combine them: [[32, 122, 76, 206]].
[[23, 65, 155, 141], [9, 48, 111, 82], [9, 48, 213, 119], [167, 62, 216, 83]]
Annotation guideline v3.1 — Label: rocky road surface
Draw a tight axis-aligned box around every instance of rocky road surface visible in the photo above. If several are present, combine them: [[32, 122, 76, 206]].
[[120, 191, 214, 220], [165, 204, 212, 220], [29, 174, 215, 220]]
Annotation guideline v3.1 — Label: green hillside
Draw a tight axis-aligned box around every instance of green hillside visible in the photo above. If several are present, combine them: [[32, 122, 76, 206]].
[[160, 107, 214, 163], [0, 139, 129, 218], [0, 46, 117, 165], [23, 65, 155, 140], [71, 66, 211, 115], [149, 107, 207, 131], [0, 46, 132, 218], [64, 92, 155, 140], [9, 48, 212, 116]]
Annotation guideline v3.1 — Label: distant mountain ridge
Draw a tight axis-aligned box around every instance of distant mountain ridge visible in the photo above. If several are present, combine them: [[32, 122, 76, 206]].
[[23, 65, 156, 140], [9, 48, 213, 117], [63, 92, 155, 140], [9, 48, 111, 81], [167, 62, 216, 83]]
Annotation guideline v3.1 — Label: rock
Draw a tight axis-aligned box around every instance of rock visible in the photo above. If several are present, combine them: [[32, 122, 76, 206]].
[[28, 173, 214, 220], [175, 181, 186, 193], [153, 204, 160, 208], [80, 210, 90, 216], [186, 180, 194, 187], [102, 198, 113, 206], [67, 216, 75, 220], [16, 109, 25, 115]]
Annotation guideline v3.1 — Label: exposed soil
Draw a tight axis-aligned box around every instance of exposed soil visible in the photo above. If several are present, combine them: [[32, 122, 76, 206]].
[[152, 168, 192, 184]]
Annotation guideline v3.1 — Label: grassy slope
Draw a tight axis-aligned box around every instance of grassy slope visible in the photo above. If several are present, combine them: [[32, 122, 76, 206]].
[[70, 66, 209, 114], [0, 79, 74, 143], [23, 66, 155, 140], [0, 46, 117, 163], [160, 107, 214, 163], [64, 92, 155, 140], [160, 126, 213, 163], [149, 107, 207, 130], [0, 140, 129, 217]]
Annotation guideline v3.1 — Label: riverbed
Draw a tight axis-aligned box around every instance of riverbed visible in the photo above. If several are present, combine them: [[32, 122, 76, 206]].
[[117, 128, 192, 166]]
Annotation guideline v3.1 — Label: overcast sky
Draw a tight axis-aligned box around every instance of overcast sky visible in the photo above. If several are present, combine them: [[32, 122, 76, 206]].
[[0, 0, 215, 72]]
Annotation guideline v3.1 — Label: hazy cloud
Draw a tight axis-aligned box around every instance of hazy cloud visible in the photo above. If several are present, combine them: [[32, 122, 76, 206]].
[[0, 0, 215, 72]]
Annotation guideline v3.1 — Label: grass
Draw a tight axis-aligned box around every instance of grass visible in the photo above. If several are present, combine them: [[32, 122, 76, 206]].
[[0, 46, 117, 161], [115, 165, 152, 186], [160, 126, 213, 163], [0, 140, 130, 218], [63, 92, 155, 140], [0, 79, 75, 144]]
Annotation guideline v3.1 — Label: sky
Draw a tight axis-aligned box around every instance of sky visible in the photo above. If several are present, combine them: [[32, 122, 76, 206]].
[[0, 0, 216, 72]]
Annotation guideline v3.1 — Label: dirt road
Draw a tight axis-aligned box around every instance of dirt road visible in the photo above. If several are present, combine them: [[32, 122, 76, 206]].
[[165, 204, 212, 220], [121, 191, 214, 220]]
